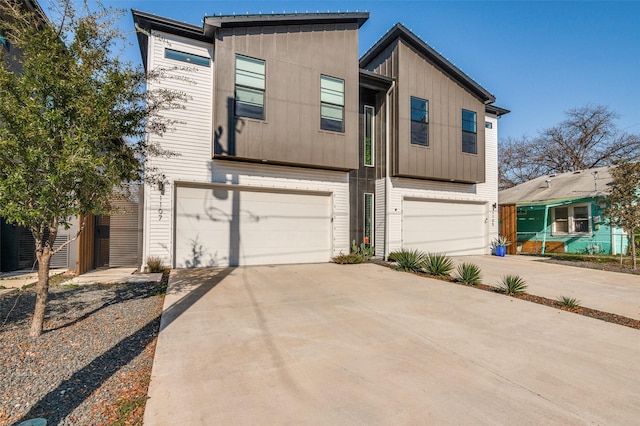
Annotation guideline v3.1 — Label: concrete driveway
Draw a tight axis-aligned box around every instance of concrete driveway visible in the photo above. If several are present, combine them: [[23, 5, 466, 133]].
[[456, 255, 640, 320], [144, 263, 640, 425]]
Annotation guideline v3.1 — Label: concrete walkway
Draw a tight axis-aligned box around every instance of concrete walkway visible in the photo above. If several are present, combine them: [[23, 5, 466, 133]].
[[144, 263, 640, 425], [67, 267, 162, 285], [0, 267, 161, 298], [0, 268, 68, 298], [456, 255, 640, 320]]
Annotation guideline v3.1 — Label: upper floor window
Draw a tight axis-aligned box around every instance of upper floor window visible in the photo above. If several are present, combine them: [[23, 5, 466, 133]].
[[364, 105, 374, 166], [235, 54, 265, 120], [553, 204, 591, 234], [485, 121, 493, 129], [320, 75, 344, 132], [462, 109, 477, 154], [165, 48, 210, 67], [410, 97, 428, 146]]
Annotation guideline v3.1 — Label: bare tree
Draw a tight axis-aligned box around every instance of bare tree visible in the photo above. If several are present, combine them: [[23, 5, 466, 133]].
[[604, 159, 640, 269], [499, 105, 640, 189]]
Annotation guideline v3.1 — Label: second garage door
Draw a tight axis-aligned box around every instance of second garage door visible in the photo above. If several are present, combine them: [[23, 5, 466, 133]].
[[175, 186, 332, 267], [402, 199, 487, 255]]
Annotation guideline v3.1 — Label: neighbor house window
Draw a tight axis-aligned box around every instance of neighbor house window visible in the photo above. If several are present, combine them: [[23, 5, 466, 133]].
[[410, 97, 428, 146], [364, 105, 374, 166], [364, 193, 374, 247], [462, 109, 477, 154], [553, 204, 591, 234], [320, 75, 345, 132], [235, 54, 266, 119], [165, 48, 210, 67]]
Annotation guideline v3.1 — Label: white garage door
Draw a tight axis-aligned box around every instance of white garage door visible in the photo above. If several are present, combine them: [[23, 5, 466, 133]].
[[402, 199, 486, 255], [175, 186, 332, 267]]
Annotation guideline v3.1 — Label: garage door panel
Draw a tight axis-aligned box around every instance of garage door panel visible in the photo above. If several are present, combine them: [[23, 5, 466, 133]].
[[176, 186, 331, 267], [403, 199, 486, 256]]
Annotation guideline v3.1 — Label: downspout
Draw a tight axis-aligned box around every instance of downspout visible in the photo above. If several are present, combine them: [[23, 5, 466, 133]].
[[384, 80, 395, 261]]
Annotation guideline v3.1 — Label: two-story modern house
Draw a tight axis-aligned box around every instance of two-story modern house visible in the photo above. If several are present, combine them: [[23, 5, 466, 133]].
[[132, 10, 508, 268]]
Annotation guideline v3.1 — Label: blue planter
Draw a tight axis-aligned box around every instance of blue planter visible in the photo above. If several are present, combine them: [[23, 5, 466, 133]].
[[495, 246, 506, 257]]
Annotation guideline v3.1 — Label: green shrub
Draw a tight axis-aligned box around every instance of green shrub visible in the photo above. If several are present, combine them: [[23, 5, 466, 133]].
[[351, 240, 375, 261], [146, 256, 165, 273], [423, 252, 454, 277], [557, 295, 581, 308], [455, 262, 482, 285], [332, 253, 365, 264], [391, 249, 427, 273], [498, 275, 528, 295]]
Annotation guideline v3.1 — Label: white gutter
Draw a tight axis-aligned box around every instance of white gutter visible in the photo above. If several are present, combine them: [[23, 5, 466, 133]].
[[384, 80, 395, 260]]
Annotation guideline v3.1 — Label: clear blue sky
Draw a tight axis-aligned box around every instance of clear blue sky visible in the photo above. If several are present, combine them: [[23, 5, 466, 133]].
[[78, 0, 640, 141]]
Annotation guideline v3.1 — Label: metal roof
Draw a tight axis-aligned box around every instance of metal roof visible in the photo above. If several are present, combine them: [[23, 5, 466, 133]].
[[499, 166, 613, 205]]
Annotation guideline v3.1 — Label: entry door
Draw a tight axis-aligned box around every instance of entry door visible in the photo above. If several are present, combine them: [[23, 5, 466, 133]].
[[94, 215, 110, 268]]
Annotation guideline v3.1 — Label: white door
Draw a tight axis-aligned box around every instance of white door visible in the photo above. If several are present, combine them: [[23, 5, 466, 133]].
[[175, 186, 332, 267], [402, 199, 486, 255]]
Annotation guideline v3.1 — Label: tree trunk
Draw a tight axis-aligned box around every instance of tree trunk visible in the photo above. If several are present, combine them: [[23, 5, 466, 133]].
[[29, 243, 52, 337]]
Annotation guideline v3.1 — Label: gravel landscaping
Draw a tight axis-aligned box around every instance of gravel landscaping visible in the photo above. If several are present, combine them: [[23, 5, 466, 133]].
[[0, 278, 165, 426]]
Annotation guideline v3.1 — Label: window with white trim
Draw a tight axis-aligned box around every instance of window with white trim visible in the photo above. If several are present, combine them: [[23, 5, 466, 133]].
[[235, 54, 266, 119], [320, 75, 345, 132], [552, 204, 591, 234]]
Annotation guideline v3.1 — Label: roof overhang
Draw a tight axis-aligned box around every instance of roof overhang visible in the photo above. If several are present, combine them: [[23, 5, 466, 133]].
[[359, 69, 394, 91], [132, 10, 208, 70], [360, 23, 495, 104], [204, 12, 369, 29], [486, 104, 510, 117]]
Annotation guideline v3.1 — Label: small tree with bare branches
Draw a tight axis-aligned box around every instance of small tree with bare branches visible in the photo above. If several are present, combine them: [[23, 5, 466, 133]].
[[0, 0, 183, 336], [604, 160, 640, 269], [499, 105, 640, 189]]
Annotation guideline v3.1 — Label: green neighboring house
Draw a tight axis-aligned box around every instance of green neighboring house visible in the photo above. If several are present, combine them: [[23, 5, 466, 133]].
[[499, 166, 628, 255]]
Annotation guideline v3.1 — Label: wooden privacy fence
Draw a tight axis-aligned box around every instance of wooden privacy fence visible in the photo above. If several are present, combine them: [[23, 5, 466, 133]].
[[499, 204, 517, 255]]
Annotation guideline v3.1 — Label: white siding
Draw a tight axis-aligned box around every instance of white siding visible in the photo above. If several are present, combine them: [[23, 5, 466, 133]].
[[142, 31, 350, 268], [478, 114, 500, 244], [388, 178, 492, 255], [375, 178, 386, 257]]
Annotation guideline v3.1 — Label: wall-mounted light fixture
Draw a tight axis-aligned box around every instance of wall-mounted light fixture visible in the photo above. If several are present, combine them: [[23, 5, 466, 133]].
[[158, 174, 166, 195]]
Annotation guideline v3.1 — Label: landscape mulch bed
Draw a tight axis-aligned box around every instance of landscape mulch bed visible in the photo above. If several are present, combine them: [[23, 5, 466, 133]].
[[0, 272, 168, 426], [381, 262, 640, 331]]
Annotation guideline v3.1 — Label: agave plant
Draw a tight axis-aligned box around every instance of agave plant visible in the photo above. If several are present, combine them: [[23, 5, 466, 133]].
[[498, 275, 527, 295], [391, 249, 428, 273], [557, 295, 581, 309], [455, 262, 482, 285], [423, 252, 454, 277]]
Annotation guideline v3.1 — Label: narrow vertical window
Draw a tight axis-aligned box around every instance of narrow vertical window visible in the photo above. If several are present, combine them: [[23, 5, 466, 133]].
[[553, 207, 569, 233], [462, 109, 477, 154], [410, 97, 428, 146], [320, 75, 345, 132], [235, 54, 265, 119], [364, 193, 374, 247], [364, 105, 375, 167]]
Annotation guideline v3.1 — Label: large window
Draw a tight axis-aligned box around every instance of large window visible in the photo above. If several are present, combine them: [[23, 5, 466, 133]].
[[410, 97, 429, 146], [462, 109, 477, 154], [364, 193, 374, 247], [553, 204, 591, 234], [235, 54, 266, 119], [364, 105, 374, 166], [320, 75, 345, 132]]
